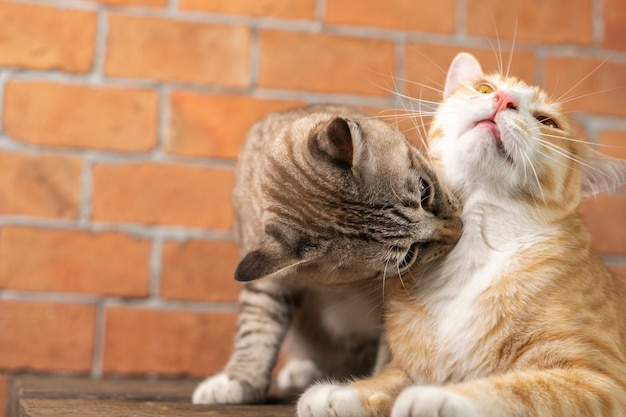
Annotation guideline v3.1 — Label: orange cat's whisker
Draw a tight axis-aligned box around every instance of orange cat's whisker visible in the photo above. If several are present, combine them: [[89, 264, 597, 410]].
[[519, 142, 547, 203], [406, 92, 433, 151], [552, 53, 614, 105], [556, 86, 626, 106], [534, 136, 587, 168], [534, 131, 615, 148], [392, 93, 442, 110], [534, 137, 615, 188], [398, 77, 446, 96]]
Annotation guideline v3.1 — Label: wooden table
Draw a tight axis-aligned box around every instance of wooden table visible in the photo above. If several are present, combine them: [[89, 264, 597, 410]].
[[8, 376, 295, 417]]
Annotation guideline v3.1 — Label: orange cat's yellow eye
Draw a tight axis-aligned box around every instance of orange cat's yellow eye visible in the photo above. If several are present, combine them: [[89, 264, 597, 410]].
[[475, 83, 495, 94]]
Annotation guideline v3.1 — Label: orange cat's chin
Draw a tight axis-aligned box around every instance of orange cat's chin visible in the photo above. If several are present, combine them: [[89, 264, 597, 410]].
[[472, 120, 514, 163]]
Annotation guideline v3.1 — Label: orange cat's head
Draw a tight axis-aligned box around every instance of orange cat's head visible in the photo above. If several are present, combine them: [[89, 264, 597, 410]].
[[429, 52, 626, 216]]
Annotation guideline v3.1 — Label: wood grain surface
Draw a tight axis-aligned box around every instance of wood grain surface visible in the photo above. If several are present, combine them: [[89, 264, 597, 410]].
[[8, 376, 295, 417]]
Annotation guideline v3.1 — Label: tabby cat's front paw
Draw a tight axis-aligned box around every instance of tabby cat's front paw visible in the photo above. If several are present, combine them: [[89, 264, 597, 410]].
[[192, 373, 265, 405], [391, 386, 480, 417], [297, 383, 367, 417]]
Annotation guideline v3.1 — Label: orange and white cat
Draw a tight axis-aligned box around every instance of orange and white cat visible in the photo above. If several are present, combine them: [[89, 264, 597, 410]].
[[297, 52, 626, 417]]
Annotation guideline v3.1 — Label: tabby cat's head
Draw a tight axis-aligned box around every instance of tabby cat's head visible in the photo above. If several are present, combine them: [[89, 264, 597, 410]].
[[236, 108, 461, 285], [429, 52, 626, 215]]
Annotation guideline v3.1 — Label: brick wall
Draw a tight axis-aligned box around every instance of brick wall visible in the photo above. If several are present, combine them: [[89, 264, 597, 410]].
[[0, 0, 625, 412]]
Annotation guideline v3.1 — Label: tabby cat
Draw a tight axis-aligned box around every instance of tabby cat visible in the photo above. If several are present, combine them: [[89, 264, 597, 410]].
[[297, 53, 626, 417], [192, 104, 461, 405]]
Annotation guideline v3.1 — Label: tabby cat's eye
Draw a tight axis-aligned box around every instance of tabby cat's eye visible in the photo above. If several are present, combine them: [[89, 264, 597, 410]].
[[419, 178, 432, 208], [398, 242, 420, 272], [475, 83, 495, 94], [535, 114, 559, 129]]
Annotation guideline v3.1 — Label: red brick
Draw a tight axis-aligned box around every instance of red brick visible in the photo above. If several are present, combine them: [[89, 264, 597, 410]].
[[167, 93, 302, 160], [179, 0, 315, 19], [258, 30, 395, 96], [0, 374, 6, 417], [161, 239, 241, 302], [0, 1, 95, 72], [603, 0, 626, 51], [4, 81, 157, 152], [86, 0, 166, 6], [466, 0, 592, 45], [92, 163, 234, 229], [0, 226, 150, 297], [0, 300, 95, 372], [105, 14, 250, 88], [0, 151, 81, 219], [325, 0, 455, 33], [597, 130, 626, 160], [404, 44, 537, 103], [544, 57, 626, 118], [579, 195, 626, 255], [103, 306, 236, 376]]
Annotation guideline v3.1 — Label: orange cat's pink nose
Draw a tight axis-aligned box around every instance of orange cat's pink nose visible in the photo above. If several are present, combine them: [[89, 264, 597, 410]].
[[494, 90, 518, 113]]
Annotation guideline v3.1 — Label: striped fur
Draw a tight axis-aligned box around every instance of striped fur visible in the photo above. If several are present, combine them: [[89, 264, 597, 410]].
[[297, 54, 626, 417], [192, 104, 462, 404]]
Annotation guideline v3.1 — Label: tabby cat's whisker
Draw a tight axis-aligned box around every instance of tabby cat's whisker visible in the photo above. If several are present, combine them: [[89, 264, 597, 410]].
[[397, 266, 409, 295]]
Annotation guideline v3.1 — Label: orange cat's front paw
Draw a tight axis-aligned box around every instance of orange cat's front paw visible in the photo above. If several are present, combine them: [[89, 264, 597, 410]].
[[391, 386, 481, 417], [297, 383, 368, 417]]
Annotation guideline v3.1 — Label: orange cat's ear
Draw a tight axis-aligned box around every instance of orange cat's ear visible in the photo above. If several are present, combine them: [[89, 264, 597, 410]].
[[309, 117, 363, 169], [580, 149, 626, 198], [444, 52, 483, 99]]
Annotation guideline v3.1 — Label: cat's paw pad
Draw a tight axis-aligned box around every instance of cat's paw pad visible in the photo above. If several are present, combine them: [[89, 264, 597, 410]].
[[391, 386, 480, 417], [277, 358, 322, 391], [192, 373, 262, 405], [297, 383, 367, 417]]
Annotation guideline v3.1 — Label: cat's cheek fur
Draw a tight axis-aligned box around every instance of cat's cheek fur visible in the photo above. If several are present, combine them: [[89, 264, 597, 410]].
[[192, 373, 261, 405], [391, 386, 481, 417], [297, 383, 368, 417]]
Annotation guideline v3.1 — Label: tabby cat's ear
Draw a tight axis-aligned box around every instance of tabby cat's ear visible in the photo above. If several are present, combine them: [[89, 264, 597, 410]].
[[235, 247, 304, 282], [444, 52, 483, 99], [580, 149, 626, 198], [309, 117, 363, 169]]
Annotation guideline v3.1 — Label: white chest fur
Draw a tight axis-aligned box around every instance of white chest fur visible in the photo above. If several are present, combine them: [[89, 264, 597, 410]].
[[419, 200, 544, 379]]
